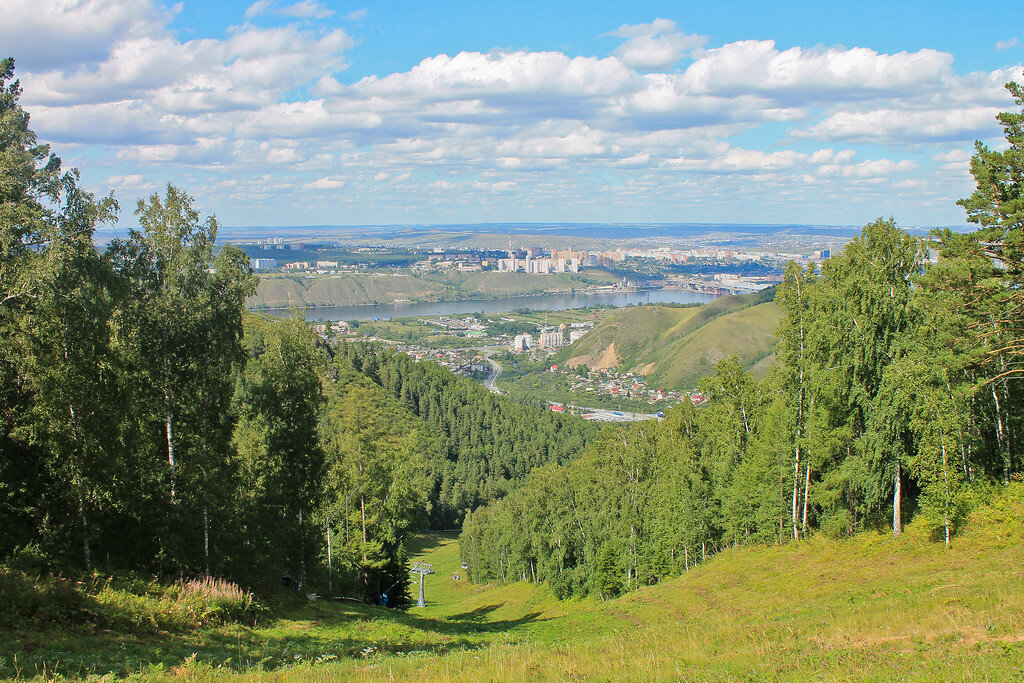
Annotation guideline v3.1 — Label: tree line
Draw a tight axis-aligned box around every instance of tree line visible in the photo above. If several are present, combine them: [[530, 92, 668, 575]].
[[1, 57, 604, 601], [460, 80, 1024, 598], [335, 342, 600, 526], [0, 61, 408, 603]]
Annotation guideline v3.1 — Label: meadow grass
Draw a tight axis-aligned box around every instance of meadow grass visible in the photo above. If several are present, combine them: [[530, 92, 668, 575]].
[[2, 487, 1023, 680]]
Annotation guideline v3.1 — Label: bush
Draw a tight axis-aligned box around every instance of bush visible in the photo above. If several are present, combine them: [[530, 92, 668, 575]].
[[93, 576, 267, 632], [0, 568, 267, 633], [0, 568, 91, 628]]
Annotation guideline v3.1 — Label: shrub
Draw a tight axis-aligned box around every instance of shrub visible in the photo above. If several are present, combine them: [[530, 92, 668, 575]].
[[93, 576, 266, 632], [0, 568, 91, 628], [0, 567, 266, 633]]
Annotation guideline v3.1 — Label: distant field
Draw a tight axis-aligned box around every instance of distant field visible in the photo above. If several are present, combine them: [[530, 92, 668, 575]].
[[6, 486, 1023, 679]]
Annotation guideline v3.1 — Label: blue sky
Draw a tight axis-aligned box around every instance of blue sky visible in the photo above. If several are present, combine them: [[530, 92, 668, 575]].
[[4, 0, 1023, 228]]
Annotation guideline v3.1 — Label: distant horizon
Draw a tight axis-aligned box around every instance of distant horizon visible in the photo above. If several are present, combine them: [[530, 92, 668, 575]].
[[92, 222, 962, 242]]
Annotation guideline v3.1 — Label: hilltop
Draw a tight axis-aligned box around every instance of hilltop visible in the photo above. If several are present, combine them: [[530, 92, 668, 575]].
[[4, 485, 1022, 679], [247, 269, 622, 309], [557, 290, 781, 390]]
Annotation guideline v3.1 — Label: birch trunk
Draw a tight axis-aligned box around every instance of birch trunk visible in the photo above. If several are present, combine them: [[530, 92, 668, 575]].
[[992, 382, 1010, 485], [941, 427, 951, 548], [801, 464, 811, 537], [792, 449, 801, 540], [893, 461, 902, 538], [164, 391, 176, 501]]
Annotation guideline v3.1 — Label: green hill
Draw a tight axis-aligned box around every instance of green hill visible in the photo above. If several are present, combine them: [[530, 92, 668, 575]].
[[5, 486, 1023, 679], [557, 290, 781, 389], [248, 274, 445, 308], [248, 269, 623, 309]]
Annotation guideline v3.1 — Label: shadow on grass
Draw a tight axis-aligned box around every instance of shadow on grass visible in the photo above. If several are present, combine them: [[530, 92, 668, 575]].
[[0, 598, 547, 679], [404, 531, 458, 560], [396, 604, 547, 636]]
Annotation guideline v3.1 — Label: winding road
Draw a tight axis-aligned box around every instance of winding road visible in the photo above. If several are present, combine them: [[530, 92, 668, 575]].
[[482, 354, 503, 394]]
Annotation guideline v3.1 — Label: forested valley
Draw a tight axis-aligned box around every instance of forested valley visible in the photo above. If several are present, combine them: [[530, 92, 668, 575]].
[[3, 46, 1024, 638], [0, 58, 598, 611], [460, 83, 1024, 597]]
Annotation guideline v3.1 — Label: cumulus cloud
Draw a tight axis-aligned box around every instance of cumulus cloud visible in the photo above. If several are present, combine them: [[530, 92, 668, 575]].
[[306, 177, 346, 189], [680, 40, 953, 102], [932, 149, 972, 164], [996, 38, 1019, 51], [245, 0, 273, 18], [7, 3, 1021, 224], [0, 0, 173, 71], [105, 174, 147, 186], [794, 106, 1000, 144], [355, 50, 636, 98], [608, 18, 707, 70], [246, 0, 334, 20], [280, 1, 334, 19]]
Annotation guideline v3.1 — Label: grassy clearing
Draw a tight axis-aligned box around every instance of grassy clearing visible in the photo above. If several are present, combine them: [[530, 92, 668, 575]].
[[3, 488, 1024, 680]]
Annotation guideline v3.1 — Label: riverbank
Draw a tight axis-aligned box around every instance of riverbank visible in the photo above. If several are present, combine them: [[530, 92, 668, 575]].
[[246, 270, 626, 311], [255, 288, 717, 321]]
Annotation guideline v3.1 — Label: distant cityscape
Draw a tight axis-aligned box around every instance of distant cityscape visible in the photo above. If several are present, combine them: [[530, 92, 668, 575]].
[[241, 236, 831, 299]]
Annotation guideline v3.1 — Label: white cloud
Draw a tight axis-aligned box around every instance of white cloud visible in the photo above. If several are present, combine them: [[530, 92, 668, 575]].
[[105, 174, 146, 186], [680, 40, 953, 102], [931, 149, 971, 164], [0, 0, 173, 71], [246, 0, 334, 20], [306, 177, 346, 189], [245, 0, 273, 18], [346, 8, 368, 21], [817, 158, 917, 178], [280, 1, 334, 19], [355, 50, 636, 99], [996, 38, 1020, 51], [7, 4, 1018, 225], [794, 106, 1000, 144], [608, 18, 707, 71]]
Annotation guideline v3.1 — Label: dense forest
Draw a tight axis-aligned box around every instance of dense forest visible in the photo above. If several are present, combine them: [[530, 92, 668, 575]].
[[0, 58, 599, 605], [461, 81, 1024, 598], [336, 343, 600, 526], [4, 47, 1024, 613]]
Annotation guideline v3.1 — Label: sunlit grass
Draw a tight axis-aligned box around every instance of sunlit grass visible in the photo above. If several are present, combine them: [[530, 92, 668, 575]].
[[2, 487, 1023, 680]]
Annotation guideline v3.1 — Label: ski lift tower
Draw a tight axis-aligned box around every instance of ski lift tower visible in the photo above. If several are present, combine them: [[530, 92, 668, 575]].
[[410, 561, 434, 607]]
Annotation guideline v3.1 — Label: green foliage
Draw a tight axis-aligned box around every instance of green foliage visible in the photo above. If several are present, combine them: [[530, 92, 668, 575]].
[[463, 175, 1024, 598], [336, 341, 600, 526], [0, 567, 264, 632], [0, 567, 90, 629]]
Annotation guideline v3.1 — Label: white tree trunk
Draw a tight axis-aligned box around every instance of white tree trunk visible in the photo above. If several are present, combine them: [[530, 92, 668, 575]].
[[893, 461, 902, 538], [801, 464, 811, 536], [792, 449, 801, 540]]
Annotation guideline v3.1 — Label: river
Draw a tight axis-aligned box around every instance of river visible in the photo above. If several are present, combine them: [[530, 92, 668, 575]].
[[258, 288, 718, 321]]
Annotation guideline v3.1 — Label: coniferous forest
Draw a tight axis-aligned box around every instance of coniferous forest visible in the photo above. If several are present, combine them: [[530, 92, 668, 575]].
[[3, 44, 1024, 623]]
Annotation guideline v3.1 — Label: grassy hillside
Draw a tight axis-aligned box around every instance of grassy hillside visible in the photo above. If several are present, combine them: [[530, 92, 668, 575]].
[[248, 274, 445, 308], [248, 269, 623, 309], [558, 290, 782, 389], [4, 486, 1023, 679]]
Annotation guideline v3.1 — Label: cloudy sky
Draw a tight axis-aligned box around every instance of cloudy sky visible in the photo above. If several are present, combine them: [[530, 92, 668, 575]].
[[4, 0, 1022, 228]]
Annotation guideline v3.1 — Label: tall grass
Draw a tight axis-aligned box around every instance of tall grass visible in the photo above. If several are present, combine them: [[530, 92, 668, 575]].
[[0, 570, 265, 633]]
